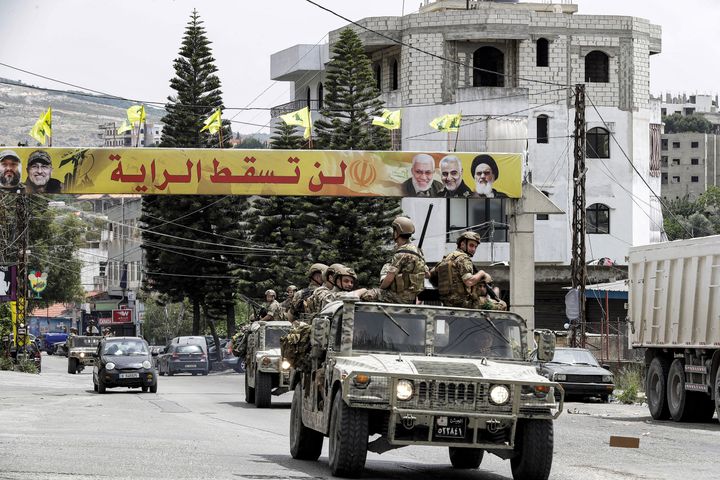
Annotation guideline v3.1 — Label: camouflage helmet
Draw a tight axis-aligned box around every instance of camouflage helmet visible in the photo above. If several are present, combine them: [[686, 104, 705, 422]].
[[323, 263, 344, 283], [307, 263, 328, 278], [286, 285, 298, 293], [392, 216, 415, 236], [265, 289, 276, 297], [335, 265, 358, 281], [456, 231, 482, 246]]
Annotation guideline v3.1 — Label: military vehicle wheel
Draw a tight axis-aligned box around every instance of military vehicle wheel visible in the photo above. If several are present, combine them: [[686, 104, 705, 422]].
[[97, 376, 106, 394], [449, 447, 483, 469], [245, 373, 255, 404], [328, 392, 368, 478], [255, 371, 272, 408], [142, 386, 149, 392], [647, 356, 671, 420], [67, 358, 77, 374], [510, 419, 553, 480], [290, 383, 323, 460], [150, 383, 158, 394]]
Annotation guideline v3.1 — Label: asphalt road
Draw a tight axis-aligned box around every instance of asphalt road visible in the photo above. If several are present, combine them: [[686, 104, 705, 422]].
[[0, 354, 718, 480]]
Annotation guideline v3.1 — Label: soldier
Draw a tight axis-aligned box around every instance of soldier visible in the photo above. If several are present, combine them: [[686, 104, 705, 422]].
[[304, 263, 344, 315], [280, 285, 298, 317], [259, 289, 284, 321], [289, 263, 327, 321], [430, 231, 493, 309], [476, 282, 507, 311], [361, 216, 427, 305], [322, 266, 365, 309]]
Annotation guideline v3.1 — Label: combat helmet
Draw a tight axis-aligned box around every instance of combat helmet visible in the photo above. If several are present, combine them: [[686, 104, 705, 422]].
[[307, 263, 328, 278], [334, 265, 358, 291], [323, 263, 345, 284], [456, 231, 482, 246], [392, 216, 415, 237], [265, 289, 276, 297]]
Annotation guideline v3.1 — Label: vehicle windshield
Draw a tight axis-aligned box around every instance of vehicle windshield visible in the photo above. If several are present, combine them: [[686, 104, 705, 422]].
[[72, 336, 101, 348], [353, 311, 427, 353], [102, 339, 148, 356], [264, 328, 290, 349], [550, 349, 600, 366]]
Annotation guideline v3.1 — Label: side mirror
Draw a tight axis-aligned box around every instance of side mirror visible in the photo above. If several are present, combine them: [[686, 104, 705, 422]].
[[151, 351, 159, 357], [311, 316, 330, 353], [534, 329, 556, 362]]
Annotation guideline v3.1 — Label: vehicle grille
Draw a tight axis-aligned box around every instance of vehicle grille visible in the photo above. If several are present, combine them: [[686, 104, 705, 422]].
[[400, 379, 514, 413], [412, 362, 481, 377], [565, 375, 603, 383]]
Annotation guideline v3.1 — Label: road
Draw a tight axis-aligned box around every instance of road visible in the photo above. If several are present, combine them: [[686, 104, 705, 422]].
[[0, 354, 717, 480]]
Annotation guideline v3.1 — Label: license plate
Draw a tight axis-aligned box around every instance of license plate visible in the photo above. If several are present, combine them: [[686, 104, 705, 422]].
[[435, 416, 466, 439], [185, 364, 197, 368], [119, 373, 139, 379]]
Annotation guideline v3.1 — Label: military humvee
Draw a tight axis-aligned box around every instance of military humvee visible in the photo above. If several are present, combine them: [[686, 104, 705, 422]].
[[288, 300, 563, 480], [67, 335, 101, 374], [244, 320, 293, 408]]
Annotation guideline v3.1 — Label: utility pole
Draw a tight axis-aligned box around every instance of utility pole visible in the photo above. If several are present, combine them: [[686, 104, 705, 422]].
[[570, 84, 587, 348], [15, 194, 29, 349]]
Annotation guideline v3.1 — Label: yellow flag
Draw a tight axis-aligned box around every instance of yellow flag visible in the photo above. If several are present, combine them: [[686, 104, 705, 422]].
[[200, 108, 223, 134], [280, 106, 312, 139], [430, 113, 462, 133], [127, 105, 146, 124], [117, 120, 133, 134], [29, 107, 52, 144], [372, 109, 401, 130]]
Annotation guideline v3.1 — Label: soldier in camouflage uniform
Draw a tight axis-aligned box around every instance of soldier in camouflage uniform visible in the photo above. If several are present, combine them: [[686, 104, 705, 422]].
[[476, 282, 507, 311], [322, 266, 366, 309], [304, 263, 344, 315], [361, 216, 427, 304], [430, 231, 493, 309], [289, 263, 327, 321], [280, 285, 298, 318], [260, 289, 284, 321]]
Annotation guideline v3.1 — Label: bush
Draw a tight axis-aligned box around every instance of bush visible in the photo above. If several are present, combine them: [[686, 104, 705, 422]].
[[615, 364, 643, 404], [0, 357, 14, 371], [15, 358, 39, 374]]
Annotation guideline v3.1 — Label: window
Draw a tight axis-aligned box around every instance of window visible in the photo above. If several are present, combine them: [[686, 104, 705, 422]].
[[537, 190, 550, 221], [691, 176, 699, 183], [661, 108, 667, 116], [536, 115, 549, 144], [536, 38, 549, 67], [691, 158, 699, 165], [661, 173, 668, 185], [672, 158, 680, 166], [586, 203, 610, 234], [584, 51, 609, 83], [661, 156, 668, 167], [691, 141, 699, 148], [374, 63, 382, 91], [473, 46, 504, 87], [586, 127, 610, 158], [672, 142, 680, 148], [391, 59, 399, 91], [317, 83, 324, 110], [672, 176, 680, 184], [661, 139, 668, 151], [447, 198, 508, 243]]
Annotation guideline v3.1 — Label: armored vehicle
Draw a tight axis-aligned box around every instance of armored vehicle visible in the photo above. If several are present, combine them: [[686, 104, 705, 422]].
[[288, 300, 563, 480], [67, 335, 101, 374], [244, 320, 293, 408]]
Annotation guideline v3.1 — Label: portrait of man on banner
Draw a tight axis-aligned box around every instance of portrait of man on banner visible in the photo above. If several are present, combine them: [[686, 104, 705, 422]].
[[25, 150, 62, 194], [0, 150, 24, 194], [470, 154, 507, 199], [402, 153, 443, 197], [0, 265, 17, 302]]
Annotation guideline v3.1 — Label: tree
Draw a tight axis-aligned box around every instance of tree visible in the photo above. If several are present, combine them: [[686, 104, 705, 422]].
[[141, 10, 246, 336], [270, 122, 304, 150], [662, 113, 715, 134], [235, 137, 266, 149]]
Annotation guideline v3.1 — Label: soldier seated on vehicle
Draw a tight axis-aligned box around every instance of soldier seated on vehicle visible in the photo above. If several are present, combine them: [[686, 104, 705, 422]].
[[476, 282, 507, 311]]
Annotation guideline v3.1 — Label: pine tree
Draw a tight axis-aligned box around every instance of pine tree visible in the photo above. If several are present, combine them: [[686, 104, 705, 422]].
[[270, 122, 304, 150], [141, 10, 245, 335]]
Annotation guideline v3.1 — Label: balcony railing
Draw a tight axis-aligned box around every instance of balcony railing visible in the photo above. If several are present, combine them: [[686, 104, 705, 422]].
[[270, 100, 322, 118]]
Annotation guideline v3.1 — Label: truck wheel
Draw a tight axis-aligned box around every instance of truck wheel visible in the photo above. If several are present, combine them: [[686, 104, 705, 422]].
[[328, 392, 368, 478], [510, 419, 553, 480], [67, 358, 77, 374], [449, 447, 484, 469], [255, 371, 272, 408], [647, 356, 671, 420], [668, 359, 694, 422], [290, 383, 323, 460], [245, 373, 255, 404]]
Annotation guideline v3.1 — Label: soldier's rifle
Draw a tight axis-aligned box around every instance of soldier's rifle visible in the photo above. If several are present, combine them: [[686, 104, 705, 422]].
[[238, 294, 267, 322]]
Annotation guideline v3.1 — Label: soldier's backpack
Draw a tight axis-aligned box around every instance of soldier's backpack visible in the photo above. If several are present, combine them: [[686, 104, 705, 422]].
[[280, 323, 312, 373]]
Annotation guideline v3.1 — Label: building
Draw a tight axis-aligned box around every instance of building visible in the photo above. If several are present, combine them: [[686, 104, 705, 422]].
[[98, 122, 163, 147], [660, 93, 718, 118], [270, 0, 663, 329], [661, 132, 719, 201]]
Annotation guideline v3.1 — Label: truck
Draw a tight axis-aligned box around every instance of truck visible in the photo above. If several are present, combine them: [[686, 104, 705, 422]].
[[629, 234, 720, 422], [67, 335, 101, 374], [288, 299, 563, 480], [244, 320, 293, 408]]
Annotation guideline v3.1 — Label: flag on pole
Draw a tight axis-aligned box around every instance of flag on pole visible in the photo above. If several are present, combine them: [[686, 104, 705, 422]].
[[29, 107, 52, 144], [280, 106, 312, 139], [200, 108, 223, 134], [127, 105, 146, 124], [430, 113, 462, 132], [117, 120, 133, 134], [372, 109, 401, 130]]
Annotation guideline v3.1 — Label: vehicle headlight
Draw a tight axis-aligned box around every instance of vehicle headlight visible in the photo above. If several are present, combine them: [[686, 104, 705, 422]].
[[281, 360, 291, 370], [79, 352, 85, 358], [489, 384, 510, 405], [142, 360, 152, 369], [106, 362, 115, 371], [554, 373, 566, 381], [260, 356, 271, 367], [602, 375, 614, 383], [396, 379, 414, 400]]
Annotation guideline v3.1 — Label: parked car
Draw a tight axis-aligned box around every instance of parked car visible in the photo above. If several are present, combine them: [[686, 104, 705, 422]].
[[92, 336, 158, 394], [12, 342, 42, 373], [158, 343, 209, 376], [536, 347, 614, 402], [148, 346, 165, 368], [42, 332, 68, 354]]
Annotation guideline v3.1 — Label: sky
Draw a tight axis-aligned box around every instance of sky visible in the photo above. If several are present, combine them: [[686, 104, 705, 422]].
[[0, 0, 718, 133]]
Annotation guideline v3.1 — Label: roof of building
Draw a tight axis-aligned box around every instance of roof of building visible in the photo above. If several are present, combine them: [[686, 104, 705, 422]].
[[29, 303, 74, 318]]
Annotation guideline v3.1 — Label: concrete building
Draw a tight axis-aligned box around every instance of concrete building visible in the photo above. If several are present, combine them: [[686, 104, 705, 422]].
[[270, 0, 663, 328], [98, 122, 163, 147], [660, 93, 718, 117], [661, 133, 719, 201]]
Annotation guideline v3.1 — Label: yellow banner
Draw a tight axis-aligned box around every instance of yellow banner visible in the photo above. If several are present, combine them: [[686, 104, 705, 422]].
[[2, 148, 522, 198]]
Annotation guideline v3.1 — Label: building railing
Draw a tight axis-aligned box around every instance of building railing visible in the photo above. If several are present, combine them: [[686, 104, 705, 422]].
[[270, 100, 322, 118]]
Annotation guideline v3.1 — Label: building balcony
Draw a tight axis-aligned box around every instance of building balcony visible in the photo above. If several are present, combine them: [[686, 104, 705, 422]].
[[271, 44, 329, 82], [270, 100, 322, 119]]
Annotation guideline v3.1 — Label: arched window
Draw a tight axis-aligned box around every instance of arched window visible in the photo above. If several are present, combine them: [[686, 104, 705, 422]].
[[374, 63, 382, 91], [537, 115, 549, 144], [587, 127, 610, 158], [317, 82, 324, 110], [536, 38, 549, 67], [306, 87, 311, 108], [585, 51, 609, 83], [473, 46, 504, 87], [586, 203, 610, 234], [391, 59, 399, 91]]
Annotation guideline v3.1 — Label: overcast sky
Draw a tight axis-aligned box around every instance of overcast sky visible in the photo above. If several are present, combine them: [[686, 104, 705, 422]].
[[0, 0, 718, 133]]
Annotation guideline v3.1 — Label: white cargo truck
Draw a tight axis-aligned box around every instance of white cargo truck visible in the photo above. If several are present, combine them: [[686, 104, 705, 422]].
[[629, 235, 720, 422]]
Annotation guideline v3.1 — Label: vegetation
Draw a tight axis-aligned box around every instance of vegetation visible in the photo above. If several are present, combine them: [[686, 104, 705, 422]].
[[662, 113, 715, 134], [615, 364, 643, 404], [663, 186, 720, 240], [0, 357, 13, 371], [15, 358, 39, 374]]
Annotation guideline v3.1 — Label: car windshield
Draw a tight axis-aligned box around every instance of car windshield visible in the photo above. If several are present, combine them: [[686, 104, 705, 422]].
[[353, 311, 427, 353], [102, 340, 148, 356], [177, 345, 203, 354], [264, 328, 290, 349], [550, 349, 600, 366], [72, 336, 101, 347]]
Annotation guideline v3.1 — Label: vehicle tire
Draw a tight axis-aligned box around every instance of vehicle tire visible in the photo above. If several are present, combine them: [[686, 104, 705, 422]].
[[600, 394, 610, 403], [647, 356, 671, 420], [167, 367, 174, 377], [202, 370, 208, 376], [510, 419, 553, 480], [328, 392, 368, 478], [150, 383, 158, 394], [255, 371, 272, 408], [67, 358, 77, 374], [97, 376, 106, 394], [289, 383, 323, 460], [141, 386, 149, 392], [449, 447, 484, 469], [245, 373, 255, 404], [668, 359, 694, 422]]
